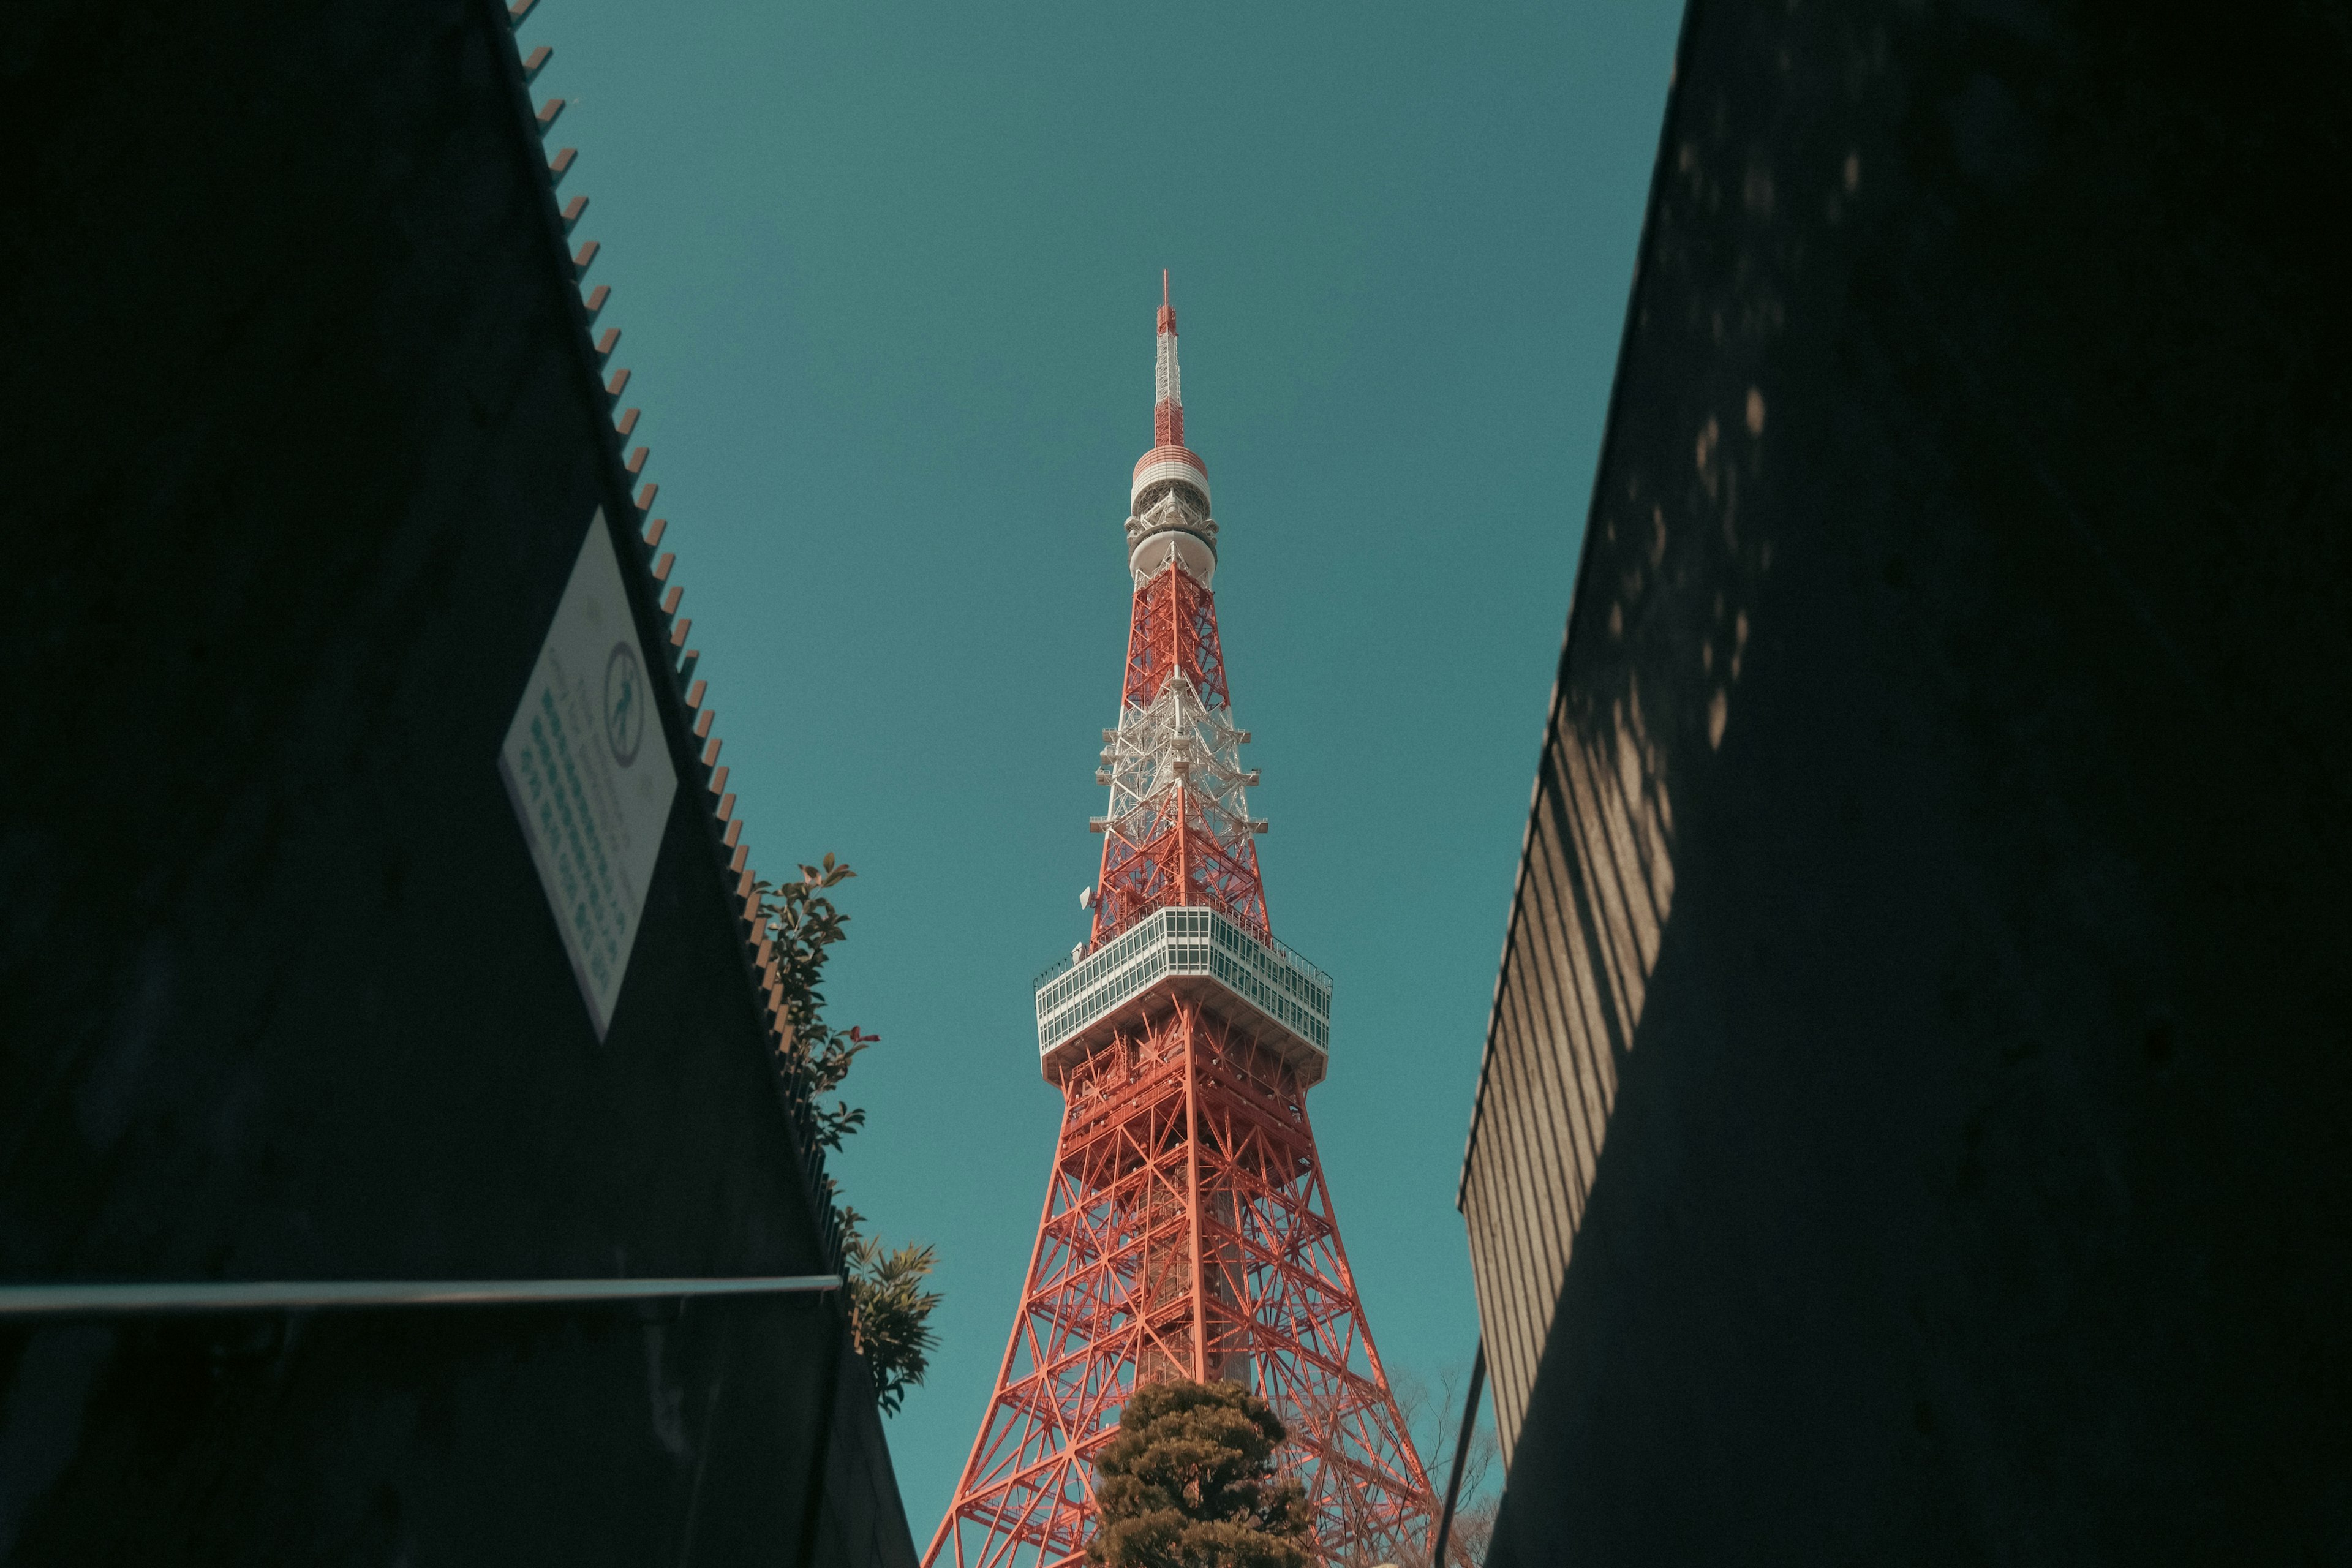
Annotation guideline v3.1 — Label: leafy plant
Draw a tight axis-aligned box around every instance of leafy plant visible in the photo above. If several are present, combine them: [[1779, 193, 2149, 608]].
[[755, 854, 871, 1153], [752, 854, 943, 1416], [840, 1218, 944, 1415], [1087, 1379, 1315, 1568]]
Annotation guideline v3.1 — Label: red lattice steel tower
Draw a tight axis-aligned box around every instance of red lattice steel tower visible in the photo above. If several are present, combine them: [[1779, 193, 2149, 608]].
[[925, 278, 1439, 1568]]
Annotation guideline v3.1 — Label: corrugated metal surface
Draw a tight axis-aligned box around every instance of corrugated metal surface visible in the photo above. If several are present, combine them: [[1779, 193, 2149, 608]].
[[1455, 0, 1700, 1468], [1458, 677, 1676, 1466], [1466, 0, 2352, 1550]]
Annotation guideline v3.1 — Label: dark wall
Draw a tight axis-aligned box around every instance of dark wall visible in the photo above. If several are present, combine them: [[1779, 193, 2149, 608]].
[[0, 2, 913, 1564], [1485, 0, 2350, 1561]]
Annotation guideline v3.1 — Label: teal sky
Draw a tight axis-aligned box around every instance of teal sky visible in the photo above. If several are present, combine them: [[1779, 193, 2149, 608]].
[[522, 0, 1681, 1536]]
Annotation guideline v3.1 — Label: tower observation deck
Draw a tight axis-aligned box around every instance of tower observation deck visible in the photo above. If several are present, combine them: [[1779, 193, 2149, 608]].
[[924, 279, 1439, 1568]]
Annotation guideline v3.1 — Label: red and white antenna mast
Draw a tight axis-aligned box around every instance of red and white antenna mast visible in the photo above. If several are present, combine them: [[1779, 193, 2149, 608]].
[[1089, 271, 1270, 948], [925, 280, 1439, 1568]]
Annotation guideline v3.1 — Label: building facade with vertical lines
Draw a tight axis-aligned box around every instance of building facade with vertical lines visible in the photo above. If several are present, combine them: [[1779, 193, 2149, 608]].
[[1457, 670, 1671, 1466], [1457, 0, 2351, 1561]]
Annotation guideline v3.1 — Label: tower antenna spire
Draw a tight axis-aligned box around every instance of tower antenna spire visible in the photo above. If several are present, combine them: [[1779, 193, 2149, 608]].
[[1153, 272, 1184, 449]]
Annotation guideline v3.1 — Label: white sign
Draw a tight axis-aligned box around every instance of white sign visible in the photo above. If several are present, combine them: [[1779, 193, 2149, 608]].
[[498, 510, 679, 1039]]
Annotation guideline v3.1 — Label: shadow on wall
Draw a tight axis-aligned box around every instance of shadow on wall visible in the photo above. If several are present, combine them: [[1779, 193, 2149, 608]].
[[1457, 70, 1809, 1455], [1467, 0, 2352, 1558]]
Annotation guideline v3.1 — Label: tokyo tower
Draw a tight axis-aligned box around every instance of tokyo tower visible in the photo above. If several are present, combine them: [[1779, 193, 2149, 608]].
[[924, 278, 1439, 1568]]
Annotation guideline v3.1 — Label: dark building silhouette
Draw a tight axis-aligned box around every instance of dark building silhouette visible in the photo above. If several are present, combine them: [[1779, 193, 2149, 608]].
[[1, 2, 912, 1563], [1460, 0, 2351, 1561]]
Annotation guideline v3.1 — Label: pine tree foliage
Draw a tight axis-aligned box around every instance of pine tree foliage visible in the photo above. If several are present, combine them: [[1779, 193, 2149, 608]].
[[1087, 1380, 1315, 1568], [751, 854, 943, 1417]]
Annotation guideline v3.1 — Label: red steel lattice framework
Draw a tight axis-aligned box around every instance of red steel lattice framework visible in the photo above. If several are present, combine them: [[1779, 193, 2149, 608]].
[[924, 280, 1438, 1568], [1090, 553, 1270, 946]]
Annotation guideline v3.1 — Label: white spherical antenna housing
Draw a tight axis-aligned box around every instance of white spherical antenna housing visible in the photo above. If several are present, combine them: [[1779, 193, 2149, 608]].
[[1123, 484, 1219, 588], [1128, 528, 1217, 587]]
